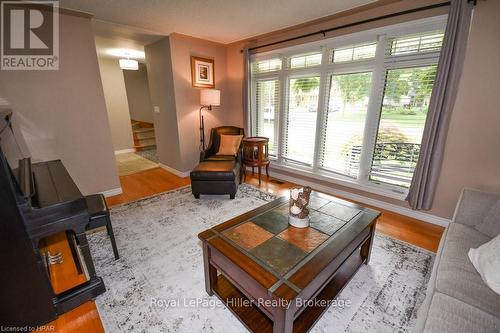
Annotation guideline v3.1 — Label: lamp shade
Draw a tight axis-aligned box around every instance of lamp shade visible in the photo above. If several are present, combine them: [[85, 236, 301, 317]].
[[200, 89, 220, 106], [119, 58, 139, 70]]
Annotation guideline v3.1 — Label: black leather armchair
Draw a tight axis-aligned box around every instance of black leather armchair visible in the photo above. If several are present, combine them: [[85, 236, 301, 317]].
[[200, 126, 245, 163], [191, 126, 245, 199]]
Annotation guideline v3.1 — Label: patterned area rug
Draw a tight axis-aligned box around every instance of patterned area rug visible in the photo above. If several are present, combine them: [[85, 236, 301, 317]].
[[89, 185, 433, 333]]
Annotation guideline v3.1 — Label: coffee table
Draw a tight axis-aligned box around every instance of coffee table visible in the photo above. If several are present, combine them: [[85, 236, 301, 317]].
[[198, 191, 380, 333]]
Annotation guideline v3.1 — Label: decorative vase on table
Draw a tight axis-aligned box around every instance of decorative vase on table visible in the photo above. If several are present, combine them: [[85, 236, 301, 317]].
[[288, 186, 312, 228]]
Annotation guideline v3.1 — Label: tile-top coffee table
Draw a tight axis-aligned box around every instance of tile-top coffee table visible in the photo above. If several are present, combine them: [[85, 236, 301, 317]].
[[198, 192, 380, 333]]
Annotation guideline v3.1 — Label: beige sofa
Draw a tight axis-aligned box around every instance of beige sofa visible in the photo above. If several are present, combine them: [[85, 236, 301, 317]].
[[414, 189, 500, 332]]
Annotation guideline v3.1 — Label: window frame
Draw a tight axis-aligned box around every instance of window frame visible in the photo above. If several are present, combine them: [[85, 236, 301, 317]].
[[253, 77, 281, 157], [249, 15, 447, 199]]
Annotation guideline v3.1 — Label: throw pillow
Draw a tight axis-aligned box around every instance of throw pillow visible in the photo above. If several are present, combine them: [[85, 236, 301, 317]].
[[476, 199, 500, 238], [468, 233, 500, 295], [217, 134, 243, 156]]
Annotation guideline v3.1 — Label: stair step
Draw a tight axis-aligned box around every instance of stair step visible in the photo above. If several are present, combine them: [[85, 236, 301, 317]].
[[135, 143, 156, 150], [134, 128, 155, 134], [136, 138, 156, 146], [136, 132, 155, 140]]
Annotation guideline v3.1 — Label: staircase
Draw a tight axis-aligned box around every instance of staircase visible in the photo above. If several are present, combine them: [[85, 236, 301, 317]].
[[131, 120, 156, 151]]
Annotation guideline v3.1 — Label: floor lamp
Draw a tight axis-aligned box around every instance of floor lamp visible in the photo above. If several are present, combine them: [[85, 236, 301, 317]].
[[199, 89, 220, 151]]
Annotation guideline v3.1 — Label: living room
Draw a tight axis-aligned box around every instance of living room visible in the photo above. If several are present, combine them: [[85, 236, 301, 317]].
[[0, 0, 499, 332]]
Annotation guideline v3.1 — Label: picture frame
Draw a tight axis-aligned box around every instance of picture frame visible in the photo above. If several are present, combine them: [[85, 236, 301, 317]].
[[191, 56, 215, 88]]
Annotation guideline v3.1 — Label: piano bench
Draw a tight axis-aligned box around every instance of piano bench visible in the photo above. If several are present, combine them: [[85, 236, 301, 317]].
[[85, 194, 119, 260]]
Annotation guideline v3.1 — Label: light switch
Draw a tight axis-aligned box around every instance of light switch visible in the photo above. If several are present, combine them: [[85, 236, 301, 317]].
[[154, 106, 160, 114]]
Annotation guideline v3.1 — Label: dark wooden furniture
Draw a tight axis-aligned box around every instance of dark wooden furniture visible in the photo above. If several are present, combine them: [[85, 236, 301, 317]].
[[198, 191, 380, 333], [0, 111, 105, 327], [191, 126, 244, 199], [242, 137, 270, 185], [86, 194, 119, 260]]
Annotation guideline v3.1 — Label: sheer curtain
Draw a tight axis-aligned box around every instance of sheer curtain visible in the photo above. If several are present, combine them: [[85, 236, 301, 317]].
[[407, 0, 474, 210]]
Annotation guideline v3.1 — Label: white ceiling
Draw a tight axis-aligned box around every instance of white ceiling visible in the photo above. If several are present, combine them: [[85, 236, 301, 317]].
[[60, 0, 375, 44], [93, 21, 164, 61]]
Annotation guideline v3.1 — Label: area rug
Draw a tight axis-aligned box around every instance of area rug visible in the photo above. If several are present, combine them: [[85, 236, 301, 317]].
[[115, 152, 158, 176], [88, 185, 433, 333]]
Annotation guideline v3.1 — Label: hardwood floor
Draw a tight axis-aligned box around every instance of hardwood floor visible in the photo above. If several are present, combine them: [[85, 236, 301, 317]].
[[106, 167, 190, 206], [46, 167, 444, 332]]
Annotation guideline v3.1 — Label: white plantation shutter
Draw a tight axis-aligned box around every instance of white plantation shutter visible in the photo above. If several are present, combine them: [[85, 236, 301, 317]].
[[282, 76, 320, 166], [252, 58, 282, 74], [254, 79, 280, 156], [320, 72, 373, 177], [289, 52, 322, 69], [386, 31, 444, 57], [369, 65, 438, 187], [331, 42, 377, 63]]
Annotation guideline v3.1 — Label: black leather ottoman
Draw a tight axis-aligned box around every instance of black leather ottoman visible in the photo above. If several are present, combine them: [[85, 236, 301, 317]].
[[190, 161, 240, 199]]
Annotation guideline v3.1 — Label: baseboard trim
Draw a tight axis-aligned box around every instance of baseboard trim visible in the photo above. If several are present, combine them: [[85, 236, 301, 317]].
[[159, 163, 190, 178], [115, 148, 136, 155], [268, 169, 451, 227], [101, 187, 123, 197]]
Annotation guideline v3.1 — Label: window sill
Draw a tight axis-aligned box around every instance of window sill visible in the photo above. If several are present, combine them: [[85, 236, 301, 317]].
[[268, 162, 408, 201]]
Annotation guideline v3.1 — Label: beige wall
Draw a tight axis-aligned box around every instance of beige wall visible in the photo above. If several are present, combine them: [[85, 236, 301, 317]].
[[169, 33, 234, 172], [98, 57, 135, 151], [144, 37, 183, 171], [224, 0, 500, 219], [226, 42, 246, 128], [123, 64, 154, 123], [0, 13, 120, 195]]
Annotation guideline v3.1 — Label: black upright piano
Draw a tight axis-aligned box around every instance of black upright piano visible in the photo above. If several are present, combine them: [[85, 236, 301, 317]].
[[0, 110, 105, 326]]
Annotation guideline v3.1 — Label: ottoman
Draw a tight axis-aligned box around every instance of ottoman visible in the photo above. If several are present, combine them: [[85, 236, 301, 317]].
[[190, 161, 240, 199]]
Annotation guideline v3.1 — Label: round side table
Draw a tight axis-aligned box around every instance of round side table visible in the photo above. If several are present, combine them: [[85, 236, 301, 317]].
[[242, 137, 270, 185]]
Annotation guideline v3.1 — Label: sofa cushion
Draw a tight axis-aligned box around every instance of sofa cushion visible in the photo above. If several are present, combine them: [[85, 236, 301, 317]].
[[413, 226, 449, 333], [190, 161, 238, 181], [476, 199, 500, 237], [435, 223, 500, 317], [423, 292, 500, 333]]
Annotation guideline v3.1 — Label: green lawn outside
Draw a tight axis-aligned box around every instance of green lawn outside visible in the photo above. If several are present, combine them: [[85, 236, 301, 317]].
[[329, 110, 426, 128]]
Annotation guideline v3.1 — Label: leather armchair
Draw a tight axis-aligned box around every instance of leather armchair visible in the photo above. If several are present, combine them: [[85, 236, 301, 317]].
[[200, 126, 245, 163], [191, 126, 245, 199]]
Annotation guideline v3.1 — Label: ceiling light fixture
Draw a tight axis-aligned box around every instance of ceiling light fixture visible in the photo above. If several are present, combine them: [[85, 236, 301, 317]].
[[119, 58, 139, 70]]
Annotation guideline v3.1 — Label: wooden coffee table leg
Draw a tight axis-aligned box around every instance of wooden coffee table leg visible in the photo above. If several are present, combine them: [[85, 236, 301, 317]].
[[258, 166, 262, 185], [266, 163, 269, 178], [362, 221, 377, 265], [202, 243, 217, 296], [273, 305, 293, 333]]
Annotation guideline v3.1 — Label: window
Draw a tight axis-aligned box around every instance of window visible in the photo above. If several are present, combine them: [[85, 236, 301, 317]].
[[252, 58, 282, 73], [290, 52, 322, 69], [388, 31, 444, 56], [320, 72, 373, 177], [254, 80, 280, 156], [250, 17, 446, 196], [331, 42, 377, 63], [283, 77, 320, 165], [370, 65, 437, 187]]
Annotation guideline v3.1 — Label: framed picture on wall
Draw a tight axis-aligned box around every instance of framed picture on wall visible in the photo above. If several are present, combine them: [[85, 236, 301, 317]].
[[191, 56, 215, 88]]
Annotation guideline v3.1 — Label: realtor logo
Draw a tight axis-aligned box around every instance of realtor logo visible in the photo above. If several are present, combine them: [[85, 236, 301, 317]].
[[1, 0, 59, 70]]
